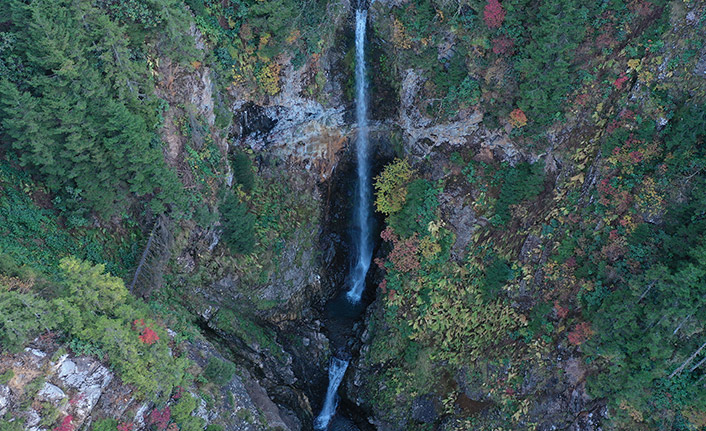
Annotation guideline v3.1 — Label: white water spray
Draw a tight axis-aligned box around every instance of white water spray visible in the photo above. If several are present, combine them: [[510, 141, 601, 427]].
[[314, 357, 350, 430], [346, 8, 372, 304]]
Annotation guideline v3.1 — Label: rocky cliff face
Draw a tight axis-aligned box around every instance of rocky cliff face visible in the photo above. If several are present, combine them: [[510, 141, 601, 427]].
[[146, 15, 361, 431], [0, 335, 297, 431]]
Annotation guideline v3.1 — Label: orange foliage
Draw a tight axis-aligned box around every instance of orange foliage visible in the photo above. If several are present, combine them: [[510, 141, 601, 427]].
[[509, 108, 528, 127]]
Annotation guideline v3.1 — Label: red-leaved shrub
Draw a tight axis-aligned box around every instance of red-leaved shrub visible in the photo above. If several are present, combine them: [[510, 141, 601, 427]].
[[484, 0, 506, 28], [380, 227, 420, 273], [54, 416, 74, 431], [148, 407, 171, 431], [568, 322, 593, 346], [133, 319, 160, 345], [613, 74, 629, 89], [554, 301, 569, 319], [492, 36, 514, 55], [509, 108, 528, 127], [139, 327, 159, 345]]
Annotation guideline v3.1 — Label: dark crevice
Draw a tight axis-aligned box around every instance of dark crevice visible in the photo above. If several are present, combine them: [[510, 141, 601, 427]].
[[314, 135, 395, 430]]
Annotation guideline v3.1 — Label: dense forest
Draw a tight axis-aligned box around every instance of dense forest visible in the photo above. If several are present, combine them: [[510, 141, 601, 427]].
[[0, 0, 705, 430]]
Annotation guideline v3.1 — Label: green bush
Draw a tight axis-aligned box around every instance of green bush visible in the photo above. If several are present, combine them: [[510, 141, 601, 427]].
[[220, 194, 256, 255], [0, 369, 14, 384], [481, 256, 511, 301], [0, 417, 24, 431], [172, 393, 206, 431], [203, 357, 237, 386], [493, 162, 545, 225], [439, 76, 480, 118], [0, 291, 55, 353], [91, 419, 118, 431], [0, 253, 36, 280], [57, 257, 127, 315], [374, 159, 414, 215], [230, 152, 255, 193], [0, 161, 137, 278], [389, 179, 440, 238]]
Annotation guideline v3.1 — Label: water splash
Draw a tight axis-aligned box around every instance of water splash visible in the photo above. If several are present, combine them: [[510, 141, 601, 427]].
[[314, 357, 350, 430], [346, 8, 372, 304]]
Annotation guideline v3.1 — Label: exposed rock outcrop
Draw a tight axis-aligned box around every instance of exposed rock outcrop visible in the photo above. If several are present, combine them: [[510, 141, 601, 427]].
[[0, 337, 294, 431]]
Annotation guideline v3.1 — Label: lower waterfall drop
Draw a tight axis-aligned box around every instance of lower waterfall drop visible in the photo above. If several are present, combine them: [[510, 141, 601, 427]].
[[314, 357, 350, 430]]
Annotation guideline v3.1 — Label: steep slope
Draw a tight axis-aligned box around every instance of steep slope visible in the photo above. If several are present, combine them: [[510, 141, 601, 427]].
[[344, 1, 706, 430]]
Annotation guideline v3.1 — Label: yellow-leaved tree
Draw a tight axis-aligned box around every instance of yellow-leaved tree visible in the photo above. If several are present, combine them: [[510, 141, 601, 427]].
[[374, 158, 414, 215]]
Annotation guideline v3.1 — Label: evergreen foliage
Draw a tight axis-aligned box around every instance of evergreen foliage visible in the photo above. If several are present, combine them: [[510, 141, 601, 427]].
[[493, 161, 545, 225], [171, 393, 206, 431], [0, 370, 14, 385], [230, 152, 255, 193], [220, 194, 256, 255], [580, 101, 706, 427], [0, 161, 138, 277], [0, 290, 56, 353], [1, 257, 190, 399], [203, 357, 238, 386], [481, 255, 511, 301], [58, 257, 127, 314], [0, 0, 188, 218], [91, 419, 118, 431], [505, 0, 594, 129], [389, 179, 440, 238]]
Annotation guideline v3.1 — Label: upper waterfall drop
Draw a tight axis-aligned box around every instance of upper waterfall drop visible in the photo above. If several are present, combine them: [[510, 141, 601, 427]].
[[346, 8, 372, 304]]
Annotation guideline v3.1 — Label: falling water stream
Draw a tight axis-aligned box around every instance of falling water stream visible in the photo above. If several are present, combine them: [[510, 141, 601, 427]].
[[314, 7, 371, 430], [346, 7, 372, 305], [313, 357, 350, 430]]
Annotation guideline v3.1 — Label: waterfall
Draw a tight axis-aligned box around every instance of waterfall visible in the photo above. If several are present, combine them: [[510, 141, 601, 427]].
[[314, 357, 350, 430], [346, 8, 372, 304], [313, 8, 370, 430]]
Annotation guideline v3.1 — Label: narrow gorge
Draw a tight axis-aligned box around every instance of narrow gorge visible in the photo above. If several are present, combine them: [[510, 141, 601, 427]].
[[316, 6, 371, 430]]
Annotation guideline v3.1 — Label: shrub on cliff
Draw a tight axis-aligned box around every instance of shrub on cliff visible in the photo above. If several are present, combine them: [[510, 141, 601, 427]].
[[91, 419, 118, 431], [0, 290, 55, 352], [493, 161, 545, 225], [220, 194, 256, 255], [172, 393, 205, 431], [230, 151, 255, 193], [203, 357, 237, 386], [374, 159, 414, 215]]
